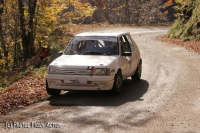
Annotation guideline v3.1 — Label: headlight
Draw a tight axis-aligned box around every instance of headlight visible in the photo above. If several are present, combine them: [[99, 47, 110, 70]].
[[93, 68, 109, 76], [49, 67, 60, 74]]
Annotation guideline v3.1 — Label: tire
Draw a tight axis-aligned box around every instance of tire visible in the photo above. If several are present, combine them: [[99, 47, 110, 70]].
[[131, 59, 142, 80], [46, 80, 61, 96], [112, 71, 123, 94]]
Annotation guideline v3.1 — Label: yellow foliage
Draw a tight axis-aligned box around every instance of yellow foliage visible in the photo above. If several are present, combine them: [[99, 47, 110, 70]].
[[174, 0, 190, 8], [63, 0, 96, 20], [174, 0, 191, 17], [175, 0, 190, 5], [34, 0, 67, 48], [0, 68, 8, 73], [0, 59, 6, 65]]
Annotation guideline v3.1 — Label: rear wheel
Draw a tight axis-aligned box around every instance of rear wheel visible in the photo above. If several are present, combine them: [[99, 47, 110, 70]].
[[46, 80, 61, 96], [131, 59, 142, 80], [112, 71, 123, 94]]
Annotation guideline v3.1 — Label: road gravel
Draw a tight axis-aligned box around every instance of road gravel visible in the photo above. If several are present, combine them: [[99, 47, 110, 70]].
[[0, 26, 200, 133]]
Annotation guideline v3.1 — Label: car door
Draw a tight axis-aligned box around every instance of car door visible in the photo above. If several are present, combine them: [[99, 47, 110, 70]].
[[119, 34, 138, 78], [119, 35, 135, 78], [118, 36, 128, 79], [125, 34, 138, 75]]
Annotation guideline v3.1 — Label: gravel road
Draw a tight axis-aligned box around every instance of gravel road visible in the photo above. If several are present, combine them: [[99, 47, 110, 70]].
[[0, 27, 200, 133]]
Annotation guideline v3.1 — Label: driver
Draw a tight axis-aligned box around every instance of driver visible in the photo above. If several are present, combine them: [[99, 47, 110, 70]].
[[105, 41, 117, 55], [85, 40, 95, 51]]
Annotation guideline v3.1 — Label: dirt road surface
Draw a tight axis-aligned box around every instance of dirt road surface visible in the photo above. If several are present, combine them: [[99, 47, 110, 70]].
[[0, 27, 200, 133]]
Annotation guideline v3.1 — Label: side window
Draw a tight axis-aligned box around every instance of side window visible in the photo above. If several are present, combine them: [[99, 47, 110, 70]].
[[125, 35, 135, 51], [119, 36, 124, 53], [120, 35, 131, 53]]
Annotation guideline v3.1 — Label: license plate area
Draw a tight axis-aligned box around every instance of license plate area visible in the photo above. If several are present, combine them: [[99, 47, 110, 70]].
[[64, 78, 87, 84]]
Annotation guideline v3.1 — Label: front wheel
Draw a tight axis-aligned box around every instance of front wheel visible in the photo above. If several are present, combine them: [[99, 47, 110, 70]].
[[46, 80, 61, 96], [112, 71, 123, 94], [131, 59, 142, 80]]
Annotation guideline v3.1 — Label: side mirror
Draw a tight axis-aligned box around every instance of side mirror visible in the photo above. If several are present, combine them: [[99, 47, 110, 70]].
[[58, 51, 63, 55], [122, 52, 132, 56]]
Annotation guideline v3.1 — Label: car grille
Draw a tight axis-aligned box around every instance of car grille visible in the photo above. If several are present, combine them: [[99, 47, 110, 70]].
[[60, 69, 75, 75], [60, 69, 90, 75]]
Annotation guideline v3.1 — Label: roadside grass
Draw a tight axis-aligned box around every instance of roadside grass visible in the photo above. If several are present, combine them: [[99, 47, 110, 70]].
[[34, 65, 48, 76]]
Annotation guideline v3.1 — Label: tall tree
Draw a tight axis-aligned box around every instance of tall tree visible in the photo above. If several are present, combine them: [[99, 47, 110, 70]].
[[0, 0, 8, 67], [0, 0, 4, 56], [27, 0, 37, 56], [18, 0, 28, 61], [0, 0, 66, 78], [60, 0, 96, 24], [18, 0, 37, 61]]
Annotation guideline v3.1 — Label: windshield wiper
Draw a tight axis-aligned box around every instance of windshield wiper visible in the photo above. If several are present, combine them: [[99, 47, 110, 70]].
[[83, 51, 103, 55]]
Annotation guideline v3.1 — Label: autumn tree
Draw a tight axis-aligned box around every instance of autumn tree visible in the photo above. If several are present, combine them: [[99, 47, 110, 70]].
[[0, 0, 66, 79], [18, 0, 37, 61], [60, 0, 96, 24], [0, 0, 8, 68], [34, 0, 66, 49]]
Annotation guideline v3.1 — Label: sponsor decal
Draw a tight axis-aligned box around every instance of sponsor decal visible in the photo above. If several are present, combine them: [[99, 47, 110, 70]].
[[87, 66, 95, 77]]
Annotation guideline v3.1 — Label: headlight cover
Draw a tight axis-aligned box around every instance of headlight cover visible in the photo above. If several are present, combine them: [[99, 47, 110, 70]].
[[49, 67, 60, 74], [93, 68, 110, 76]]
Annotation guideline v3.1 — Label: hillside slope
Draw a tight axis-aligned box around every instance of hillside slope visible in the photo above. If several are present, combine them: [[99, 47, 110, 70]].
[[167, 0, 200, 40], [88, 0, 176, 24], [61, 0, 177, 24]]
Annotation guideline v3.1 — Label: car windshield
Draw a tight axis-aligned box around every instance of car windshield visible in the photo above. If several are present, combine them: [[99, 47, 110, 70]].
[[64, 36, 119, 55]]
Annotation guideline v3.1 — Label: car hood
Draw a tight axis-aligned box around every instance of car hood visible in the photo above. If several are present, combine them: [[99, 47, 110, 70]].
[[50, 55, 118, 67]]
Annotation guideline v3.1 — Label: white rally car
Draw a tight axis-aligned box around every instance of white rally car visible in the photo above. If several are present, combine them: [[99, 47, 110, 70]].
[[46, 32, 142, 95]]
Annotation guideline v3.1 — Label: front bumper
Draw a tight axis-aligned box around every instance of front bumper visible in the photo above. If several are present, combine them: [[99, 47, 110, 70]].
[[46, 74, 115, 91]]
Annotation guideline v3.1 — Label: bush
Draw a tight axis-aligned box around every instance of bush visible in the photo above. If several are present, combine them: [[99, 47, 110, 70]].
[[168, 0, 200, 40]]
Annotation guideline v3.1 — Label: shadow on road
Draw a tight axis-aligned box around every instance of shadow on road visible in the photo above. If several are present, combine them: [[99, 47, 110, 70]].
[[48, 79, 149, 106]]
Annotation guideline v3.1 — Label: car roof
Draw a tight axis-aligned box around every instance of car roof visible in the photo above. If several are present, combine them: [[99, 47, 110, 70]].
[[75, 32, 130, 37]]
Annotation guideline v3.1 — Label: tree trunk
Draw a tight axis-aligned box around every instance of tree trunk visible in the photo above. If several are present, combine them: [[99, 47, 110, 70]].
[[14, 15, 19, 66], [18, 0, 28, 61], [18, 0, 37, 61], [0, 0, 8, 66], [28, 0, 37, 56], [0, 0, 4, 48]]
